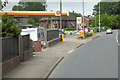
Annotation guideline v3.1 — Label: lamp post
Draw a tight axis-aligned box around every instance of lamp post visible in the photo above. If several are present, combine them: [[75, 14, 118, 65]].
[[99, 2, 101, 32], [51, 10, 53, 30], [93, 9, 97, 27], [60, 0, 62, 41], [83, 0, 85, 39]]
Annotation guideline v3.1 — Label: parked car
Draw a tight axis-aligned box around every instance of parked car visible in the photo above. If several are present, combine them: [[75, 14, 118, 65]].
[[106, 29, 113, 34]]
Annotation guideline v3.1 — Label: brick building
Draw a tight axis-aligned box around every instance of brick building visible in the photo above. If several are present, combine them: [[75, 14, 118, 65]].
[[40, 12, 91, 29]]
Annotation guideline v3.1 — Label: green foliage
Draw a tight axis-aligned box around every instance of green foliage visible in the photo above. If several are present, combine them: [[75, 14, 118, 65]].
[[26, 18, 35, 25], [93, 2, 119, 15], [12, 2, 47, 25], [104, 26, 108, 30], [12, 2, 47, 11], [92, 2, 120, 29], [0, 0, 8, 10], [71, 12, 82, 17], [91, 14, 119, 29], [63, 27, 76, 31], [85, 33, 92, 38], [2, 13, 21, 38], [12, 5, 24, 11], [35, 23, 40, 27]]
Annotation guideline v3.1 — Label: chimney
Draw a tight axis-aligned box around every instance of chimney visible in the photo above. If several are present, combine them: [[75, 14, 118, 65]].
[[73, 10, 74, 13]]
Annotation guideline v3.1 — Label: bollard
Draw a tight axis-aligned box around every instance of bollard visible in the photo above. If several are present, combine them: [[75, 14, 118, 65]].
[[91, 30, 94, 35], [59, 34, 63, 41], [62, 34, 63, 41], [79, 31, 83, 37], [59, 34, 61, 38]]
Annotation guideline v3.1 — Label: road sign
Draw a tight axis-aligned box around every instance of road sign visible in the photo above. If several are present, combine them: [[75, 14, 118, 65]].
[[77, 17, 82, 24], [55, 10, 61, 16], [102, 27, 105, 30]]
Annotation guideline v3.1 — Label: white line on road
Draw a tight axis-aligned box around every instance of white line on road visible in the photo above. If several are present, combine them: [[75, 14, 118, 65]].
[[68, 50, 74, 54], [116, 32, 120, 45]]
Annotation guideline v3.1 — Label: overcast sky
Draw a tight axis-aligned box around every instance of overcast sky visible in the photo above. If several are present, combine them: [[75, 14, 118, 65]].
[[3, 0, 101, 16]]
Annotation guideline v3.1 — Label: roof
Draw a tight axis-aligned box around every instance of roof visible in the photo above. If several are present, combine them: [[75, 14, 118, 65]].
[[14, 19, 33, 27]]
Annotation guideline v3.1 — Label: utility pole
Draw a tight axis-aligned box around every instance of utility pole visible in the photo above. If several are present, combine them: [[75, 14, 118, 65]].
[[51, 10, 53, 30], [60, 0, 62, 41], [83, 0, 85, 39], [99, 2, 101, 32], [93, 9, 97, 27], [95, 15, 96, 27]]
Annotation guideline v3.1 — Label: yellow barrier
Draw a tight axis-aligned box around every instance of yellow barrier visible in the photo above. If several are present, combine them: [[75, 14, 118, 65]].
[[59, 34, 63, 41], [62, 34, 63, 41], [79, 31, 83, 37], [91, 30, 94, 35], [59, 34, 61, 38]]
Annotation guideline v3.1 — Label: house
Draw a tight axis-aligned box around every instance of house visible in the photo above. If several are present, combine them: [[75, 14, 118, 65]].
[[14, 19, 33, 29], [21, 27, 45, 52], [40, 11, 91, 29]]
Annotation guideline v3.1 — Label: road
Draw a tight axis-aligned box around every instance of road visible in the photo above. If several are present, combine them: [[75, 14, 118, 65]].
[[49, 30, 118, 78]]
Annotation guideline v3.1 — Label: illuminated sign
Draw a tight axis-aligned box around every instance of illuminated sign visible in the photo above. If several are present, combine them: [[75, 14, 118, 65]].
[[0, 11, 69, 16]]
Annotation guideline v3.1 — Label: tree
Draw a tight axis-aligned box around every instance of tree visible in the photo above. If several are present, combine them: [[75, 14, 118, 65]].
[[12, 2, 47, 25], [93, 2, 119, 15], [26, 18, 35, 26], [71, 12, 82, 17], [0, 0, 8, 11], [91, 14, 119, 29], [12, 2, 47, 11], [92, 1, 120, 29], [1, 13, 21, 37]]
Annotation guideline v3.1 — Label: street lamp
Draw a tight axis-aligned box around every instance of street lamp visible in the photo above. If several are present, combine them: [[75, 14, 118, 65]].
[[60, 0, 62, 41], [93, 9, 97, 27], [99, 2, 101, 32]]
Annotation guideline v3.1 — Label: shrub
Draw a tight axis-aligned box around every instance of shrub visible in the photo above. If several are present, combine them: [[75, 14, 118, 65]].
[[63, 27, 76, 31], [2, 13, 21, 38], [35, 23, 40, 27], [85, 33, 92, 38]]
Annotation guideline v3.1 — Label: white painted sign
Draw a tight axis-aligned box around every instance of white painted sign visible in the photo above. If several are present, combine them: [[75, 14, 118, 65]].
[[77, 17, 82, 24]]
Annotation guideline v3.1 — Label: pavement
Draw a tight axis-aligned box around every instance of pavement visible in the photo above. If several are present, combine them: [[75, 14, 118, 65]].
[[3, 31, 104, 78], [49, 30, 118, 78]]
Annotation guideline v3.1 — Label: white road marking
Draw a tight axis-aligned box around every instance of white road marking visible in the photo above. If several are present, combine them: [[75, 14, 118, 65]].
[[116, 32, 120, 45], [68, 50, 74, 54]]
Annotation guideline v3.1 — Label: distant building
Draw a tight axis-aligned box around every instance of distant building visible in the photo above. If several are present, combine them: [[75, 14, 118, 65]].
[[40, 12, 91, 29], [14, 19, 33, 29]]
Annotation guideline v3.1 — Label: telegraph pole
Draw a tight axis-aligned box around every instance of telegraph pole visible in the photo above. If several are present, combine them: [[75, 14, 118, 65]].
[[83, 0, 85, 39], [60, 0, 62, 41]]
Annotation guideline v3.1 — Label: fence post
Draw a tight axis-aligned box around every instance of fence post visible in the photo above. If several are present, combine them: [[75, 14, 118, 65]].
[[19, 35, 23, 62]]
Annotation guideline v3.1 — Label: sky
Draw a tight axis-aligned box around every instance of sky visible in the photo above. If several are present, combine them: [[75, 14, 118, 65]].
[[2, 0, 101, 16]]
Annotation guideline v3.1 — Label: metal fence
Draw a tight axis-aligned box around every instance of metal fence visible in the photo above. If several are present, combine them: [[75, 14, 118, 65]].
[[2, 37, 19, 62], [47, 30, 59, 41]]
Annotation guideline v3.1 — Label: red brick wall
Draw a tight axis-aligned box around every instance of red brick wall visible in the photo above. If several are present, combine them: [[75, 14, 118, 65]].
[[2, 56, 20, 74], [20, 40, 33, 62], [23, 49, 33, 61], [46, 42, 49, 48], [33, 40, 41, 52], [81, 17, 90, 27]]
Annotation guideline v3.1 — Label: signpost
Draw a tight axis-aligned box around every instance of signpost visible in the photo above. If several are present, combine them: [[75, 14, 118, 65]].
[[76, 17, 82, 34]]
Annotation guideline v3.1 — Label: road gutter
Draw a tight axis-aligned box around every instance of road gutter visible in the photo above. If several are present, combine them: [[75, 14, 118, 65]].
[[45, 57, 64, 79]]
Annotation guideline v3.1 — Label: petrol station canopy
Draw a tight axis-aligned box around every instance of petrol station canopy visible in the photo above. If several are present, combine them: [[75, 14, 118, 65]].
[[0, 11, 69, 17]]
